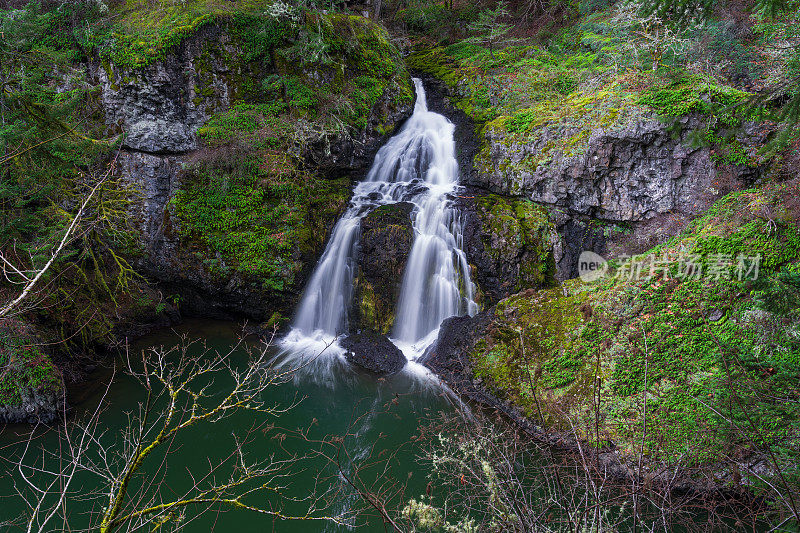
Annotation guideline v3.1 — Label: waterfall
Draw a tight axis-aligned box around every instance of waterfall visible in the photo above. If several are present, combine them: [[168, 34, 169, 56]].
[[283, 78, 476, 362]]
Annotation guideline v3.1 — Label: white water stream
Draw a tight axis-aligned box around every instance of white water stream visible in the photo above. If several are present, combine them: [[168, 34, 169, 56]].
[[281, 78, 477, 364]]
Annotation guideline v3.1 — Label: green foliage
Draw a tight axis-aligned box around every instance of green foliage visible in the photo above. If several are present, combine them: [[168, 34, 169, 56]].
[[97, 0, 294, 69], [540, 349, 586, 388], [635, 0, 800, 153], [505, 109, 540, 133], [0, 0, 110, 63], [638, 76, 751, 123], [398, 3, 451, 34], [173, 103, 350, 292], [173, 167, 348, 291], [344, 76, 386, 130], [230, 13, 294, 62], [283, 76, 317, 111], [637, 77, 763, 165], [579, 0, 615, 15], [0, 0, 152, 353], [395, 1, 479, 42], [752, 267, 800, 317]]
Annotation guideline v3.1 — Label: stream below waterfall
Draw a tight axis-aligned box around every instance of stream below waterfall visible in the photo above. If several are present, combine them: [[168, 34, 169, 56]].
[[0, 320, 460, 531]]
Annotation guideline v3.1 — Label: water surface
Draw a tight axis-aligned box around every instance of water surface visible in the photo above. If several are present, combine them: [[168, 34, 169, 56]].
[[0, 320, 460, 531]]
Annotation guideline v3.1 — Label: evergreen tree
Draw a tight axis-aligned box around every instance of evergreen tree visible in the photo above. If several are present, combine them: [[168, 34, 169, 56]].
[[465, 1, 517, 59]]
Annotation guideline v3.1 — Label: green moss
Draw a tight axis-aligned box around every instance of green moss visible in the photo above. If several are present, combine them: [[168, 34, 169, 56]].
[[471, 287, 586, 420], [638, 76, 752, 123], [355, 279, 396, 335], [637, 76, 761, 167], [99, 0, 290, 69], [470, 182, 800, 463], [0, 326, 62, 408]]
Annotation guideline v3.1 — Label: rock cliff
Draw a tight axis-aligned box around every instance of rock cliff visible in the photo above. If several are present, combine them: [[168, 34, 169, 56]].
[[472, 116, 761, 222]]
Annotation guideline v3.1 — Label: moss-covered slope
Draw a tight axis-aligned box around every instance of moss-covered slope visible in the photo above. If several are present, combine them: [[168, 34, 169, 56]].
[[470, 180, 800, 464]]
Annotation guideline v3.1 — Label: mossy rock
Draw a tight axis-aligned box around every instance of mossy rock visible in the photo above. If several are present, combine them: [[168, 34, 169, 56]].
[[354, 203, 415, 334], [464, 194, 557, 302], [0, 321, 64, 423]]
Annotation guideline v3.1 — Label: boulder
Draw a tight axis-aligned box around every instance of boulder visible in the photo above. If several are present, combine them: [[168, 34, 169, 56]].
[[341, 332, 407, 374], [354, 202, 415, 333]]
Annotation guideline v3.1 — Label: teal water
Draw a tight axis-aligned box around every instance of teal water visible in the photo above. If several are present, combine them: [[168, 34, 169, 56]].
[[0, 320, 460, 531]]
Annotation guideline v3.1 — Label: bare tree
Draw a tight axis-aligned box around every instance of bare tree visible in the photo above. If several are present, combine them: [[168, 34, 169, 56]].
[[396, 405, 770, 533], [6, 331, 349, 532], [615, 1, 695, 72]]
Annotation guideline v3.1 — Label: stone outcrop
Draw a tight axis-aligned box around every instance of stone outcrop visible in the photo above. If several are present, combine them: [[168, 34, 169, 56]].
[[341, 332, 407, 374], [459, 195, 559, 302], [471, 117, 761, 222], [0, 321, 65, 424], [354, 202, 415, 333], [94, 25, 245, 154]]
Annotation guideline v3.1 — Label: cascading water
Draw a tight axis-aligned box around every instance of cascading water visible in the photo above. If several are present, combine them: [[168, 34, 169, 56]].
[[282, 78, 477, 364]]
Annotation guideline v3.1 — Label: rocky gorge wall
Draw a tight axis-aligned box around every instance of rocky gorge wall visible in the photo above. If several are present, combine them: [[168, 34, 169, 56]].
[[408, 48, 769, 280], [472, 116, 762, 222], [409, 50, 800, 496], [94, 16, 415, 320]]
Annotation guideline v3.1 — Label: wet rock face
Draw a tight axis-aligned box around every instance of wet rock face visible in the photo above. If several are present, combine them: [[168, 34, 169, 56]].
[[94, 25, 243, 154], [470, 117, 760, 222], [341, 332, 406, 374], [354, 202, 414, 334], [459, 195, 559, 303]]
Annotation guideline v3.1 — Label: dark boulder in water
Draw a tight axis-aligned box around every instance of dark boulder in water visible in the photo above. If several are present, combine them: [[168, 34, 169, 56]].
[[341, 332, 406, 374]]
